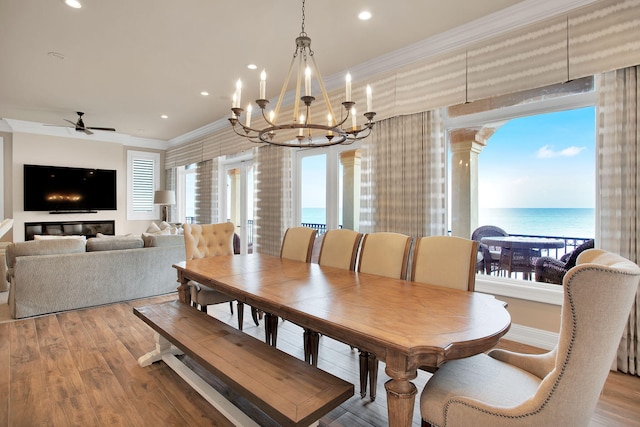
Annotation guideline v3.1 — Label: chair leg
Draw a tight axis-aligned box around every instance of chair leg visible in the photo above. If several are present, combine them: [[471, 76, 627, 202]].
[[303, 329, 320, 366], [236, 301, 244, 331], [229, 301, 234, 314], [250, 307, 260, 326], [368, 355, 378, 402], [359, 350, 369, 398], [264, 313, 279, 346]]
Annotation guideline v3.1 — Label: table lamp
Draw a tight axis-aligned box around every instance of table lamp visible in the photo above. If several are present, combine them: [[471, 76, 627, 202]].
[[154, 190, 175, 222]]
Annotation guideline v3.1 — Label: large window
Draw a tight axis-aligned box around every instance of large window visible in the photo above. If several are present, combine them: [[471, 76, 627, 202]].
[[127, 150, 160, 220], [294, 144, 359, 234]]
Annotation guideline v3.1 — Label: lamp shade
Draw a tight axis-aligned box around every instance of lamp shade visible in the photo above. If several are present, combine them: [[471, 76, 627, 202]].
[[154, 190, 175, 205]]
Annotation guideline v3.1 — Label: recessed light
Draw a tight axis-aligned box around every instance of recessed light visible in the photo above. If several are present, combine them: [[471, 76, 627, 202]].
[[200, 91, 209, 96], [358, 11, 372, 20], [247, 64, 258, 70], [160, 115, 168, 119], [65, 0, 82, 9]]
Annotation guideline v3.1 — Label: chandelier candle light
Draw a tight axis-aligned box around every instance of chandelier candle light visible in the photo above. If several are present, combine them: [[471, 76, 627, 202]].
[[228, 0, 376, 147]]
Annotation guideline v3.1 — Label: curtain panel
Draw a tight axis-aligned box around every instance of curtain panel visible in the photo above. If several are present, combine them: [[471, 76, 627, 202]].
[[360, 110, 446, 238], [165, 167, 177, 223], [194, 160, 215, 224], [598, 66, 640, 376], [253, 145, 293, 256]]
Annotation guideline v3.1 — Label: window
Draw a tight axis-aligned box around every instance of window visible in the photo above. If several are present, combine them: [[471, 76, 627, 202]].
[[127, 150, 160, 220], [176, 163, 197, 224], [294, 144, 360, 234]]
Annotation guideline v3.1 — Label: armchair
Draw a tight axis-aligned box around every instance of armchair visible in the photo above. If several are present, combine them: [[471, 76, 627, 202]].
[[420, 248, 640, 427], [535, 239, 594, 284]]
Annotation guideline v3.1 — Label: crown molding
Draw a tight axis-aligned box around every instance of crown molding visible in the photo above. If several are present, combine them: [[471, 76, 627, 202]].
[[3, 118, 169, 149]]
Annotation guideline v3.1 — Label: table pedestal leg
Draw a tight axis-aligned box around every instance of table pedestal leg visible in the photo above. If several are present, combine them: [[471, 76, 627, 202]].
[[384, 352, 418, 427]]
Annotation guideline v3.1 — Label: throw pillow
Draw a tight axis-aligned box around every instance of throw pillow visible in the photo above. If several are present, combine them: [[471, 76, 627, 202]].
[[86, 235, 144, 252]]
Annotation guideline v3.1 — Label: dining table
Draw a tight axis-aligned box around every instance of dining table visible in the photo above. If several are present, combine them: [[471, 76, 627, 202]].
[[481, 236, 565, 279], [173, 253, 512, 427]]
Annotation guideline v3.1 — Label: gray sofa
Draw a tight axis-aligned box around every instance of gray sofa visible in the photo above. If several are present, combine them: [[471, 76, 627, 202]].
[[5, 234, 185, 319]]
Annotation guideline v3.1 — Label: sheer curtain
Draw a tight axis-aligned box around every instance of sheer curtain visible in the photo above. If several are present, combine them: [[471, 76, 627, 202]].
[[254, 145, 293, 256], [598, 66, 640, 376], [360, 110, 446, 238], [194, 159, 215, 224]]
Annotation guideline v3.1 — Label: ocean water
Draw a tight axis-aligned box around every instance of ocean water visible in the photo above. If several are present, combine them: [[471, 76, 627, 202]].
[[302, 207, 595, 239]]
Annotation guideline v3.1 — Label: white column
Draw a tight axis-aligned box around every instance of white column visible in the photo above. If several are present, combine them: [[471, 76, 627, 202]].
[[339, 150, 361, 231]]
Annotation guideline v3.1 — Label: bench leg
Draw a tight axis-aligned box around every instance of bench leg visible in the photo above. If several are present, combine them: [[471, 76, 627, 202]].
[[138, 332, 184, 367]]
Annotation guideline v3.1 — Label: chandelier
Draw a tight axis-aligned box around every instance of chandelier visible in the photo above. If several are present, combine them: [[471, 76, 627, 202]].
[[228, 0, 375, 147]]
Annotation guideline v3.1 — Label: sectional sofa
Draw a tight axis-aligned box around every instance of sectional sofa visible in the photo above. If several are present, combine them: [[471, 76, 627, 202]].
[[5, 233, 185, 319]]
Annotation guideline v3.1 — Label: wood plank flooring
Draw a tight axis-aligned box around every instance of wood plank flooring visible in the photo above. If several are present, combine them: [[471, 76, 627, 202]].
[[0, 294, 639, 426]]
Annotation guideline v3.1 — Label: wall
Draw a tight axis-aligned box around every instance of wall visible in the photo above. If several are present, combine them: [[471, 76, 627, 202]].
[[11, 132, 162, 241]]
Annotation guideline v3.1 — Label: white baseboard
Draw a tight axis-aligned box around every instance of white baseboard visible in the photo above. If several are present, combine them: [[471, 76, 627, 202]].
[[504, 323, 558, 350]]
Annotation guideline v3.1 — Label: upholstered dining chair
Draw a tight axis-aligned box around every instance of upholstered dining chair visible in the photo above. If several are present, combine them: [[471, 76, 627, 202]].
[[318, 228, 363, 271], [356, 231, 412, 401], [420, 248, 640, 427], [411, 235, 479, 291], [300, 228, 364, 365], [262, 226, 318, 347], [183, 222, 254, 330], [357, 235, 479, 400]]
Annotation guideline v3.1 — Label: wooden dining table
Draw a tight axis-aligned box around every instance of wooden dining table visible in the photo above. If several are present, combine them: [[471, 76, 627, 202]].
[[173, 253, 511, 427]]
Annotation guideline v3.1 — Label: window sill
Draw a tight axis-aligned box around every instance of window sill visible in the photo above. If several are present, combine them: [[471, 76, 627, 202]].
[[475, 274, 563, 306]]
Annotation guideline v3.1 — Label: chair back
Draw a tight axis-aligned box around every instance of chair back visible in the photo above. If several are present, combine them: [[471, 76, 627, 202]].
[[471, 225, 508, 241], [357, 232, 412, 279], [280, 227, 317, 262], [530, 249, 640, 425], [318, 229, 363, 270], [183, 222, 235, 260], [411, 236, 478, 291]]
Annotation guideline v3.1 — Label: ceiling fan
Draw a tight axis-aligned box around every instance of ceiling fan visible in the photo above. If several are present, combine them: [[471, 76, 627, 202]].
[[60, 112, 116, 135]]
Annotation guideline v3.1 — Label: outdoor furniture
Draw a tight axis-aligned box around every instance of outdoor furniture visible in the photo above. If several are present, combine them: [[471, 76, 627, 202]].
[[535, 239, 594, 284], [471, 226, 508, 274], [419, 248, 640, 427], [481, 236, 565, 280]]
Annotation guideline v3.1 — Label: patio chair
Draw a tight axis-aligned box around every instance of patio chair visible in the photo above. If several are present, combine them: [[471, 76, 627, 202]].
[[471, 225, 508, 274], [535, 239, 594, 284]]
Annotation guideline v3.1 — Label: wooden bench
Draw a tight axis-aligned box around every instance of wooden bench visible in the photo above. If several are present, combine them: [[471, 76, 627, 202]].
[[134, 300, 353, 427]]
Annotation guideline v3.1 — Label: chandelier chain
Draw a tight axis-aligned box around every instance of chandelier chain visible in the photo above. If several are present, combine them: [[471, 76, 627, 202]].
[[301, 0, 306, 36]]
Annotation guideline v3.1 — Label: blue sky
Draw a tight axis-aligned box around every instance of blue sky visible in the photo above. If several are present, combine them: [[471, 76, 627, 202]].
[[478, 106, 595, 208]]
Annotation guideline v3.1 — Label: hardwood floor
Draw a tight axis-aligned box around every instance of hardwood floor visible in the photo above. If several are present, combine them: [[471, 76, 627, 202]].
[[1, 294, 639, 426]]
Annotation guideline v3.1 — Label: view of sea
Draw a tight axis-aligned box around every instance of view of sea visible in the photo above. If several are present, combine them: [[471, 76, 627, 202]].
[[302, 207, 595, 239]]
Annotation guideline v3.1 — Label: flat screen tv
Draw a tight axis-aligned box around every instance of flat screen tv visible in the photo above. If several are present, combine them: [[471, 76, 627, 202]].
[[24, 164, 117, 212]]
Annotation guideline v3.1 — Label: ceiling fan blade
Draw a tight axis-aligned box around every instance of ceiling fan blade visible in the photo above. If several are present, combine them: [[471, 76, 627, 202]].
[[82, 128, 94, 135], [86, 127, 116, 132], [64, 119, 77, 126]]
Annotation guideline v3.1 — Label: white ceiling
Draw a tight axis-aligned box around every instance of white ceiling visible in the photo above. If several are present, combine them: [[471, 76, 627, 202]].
[[0, 0, 595, 145]]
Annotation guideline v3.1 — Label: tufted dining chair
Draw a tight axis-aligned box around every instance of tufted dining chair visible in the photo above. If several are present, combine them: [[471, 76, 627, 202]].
[[356, 231, 412, 401], [420, 248, 640, 427], [183, 222, 251, 330]]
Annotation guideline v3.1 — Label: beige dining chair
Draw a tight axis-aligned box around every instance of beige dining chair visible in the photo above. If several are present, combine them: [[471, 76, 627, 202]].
[[411, 235, 479, 291], [300, 228, 364, 365], [420, 248, 640, 427], [318, 228, 363, 271], [356, 231, 412, 401], [263, 227, 318, 347], [183, 222, 251, 330]]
